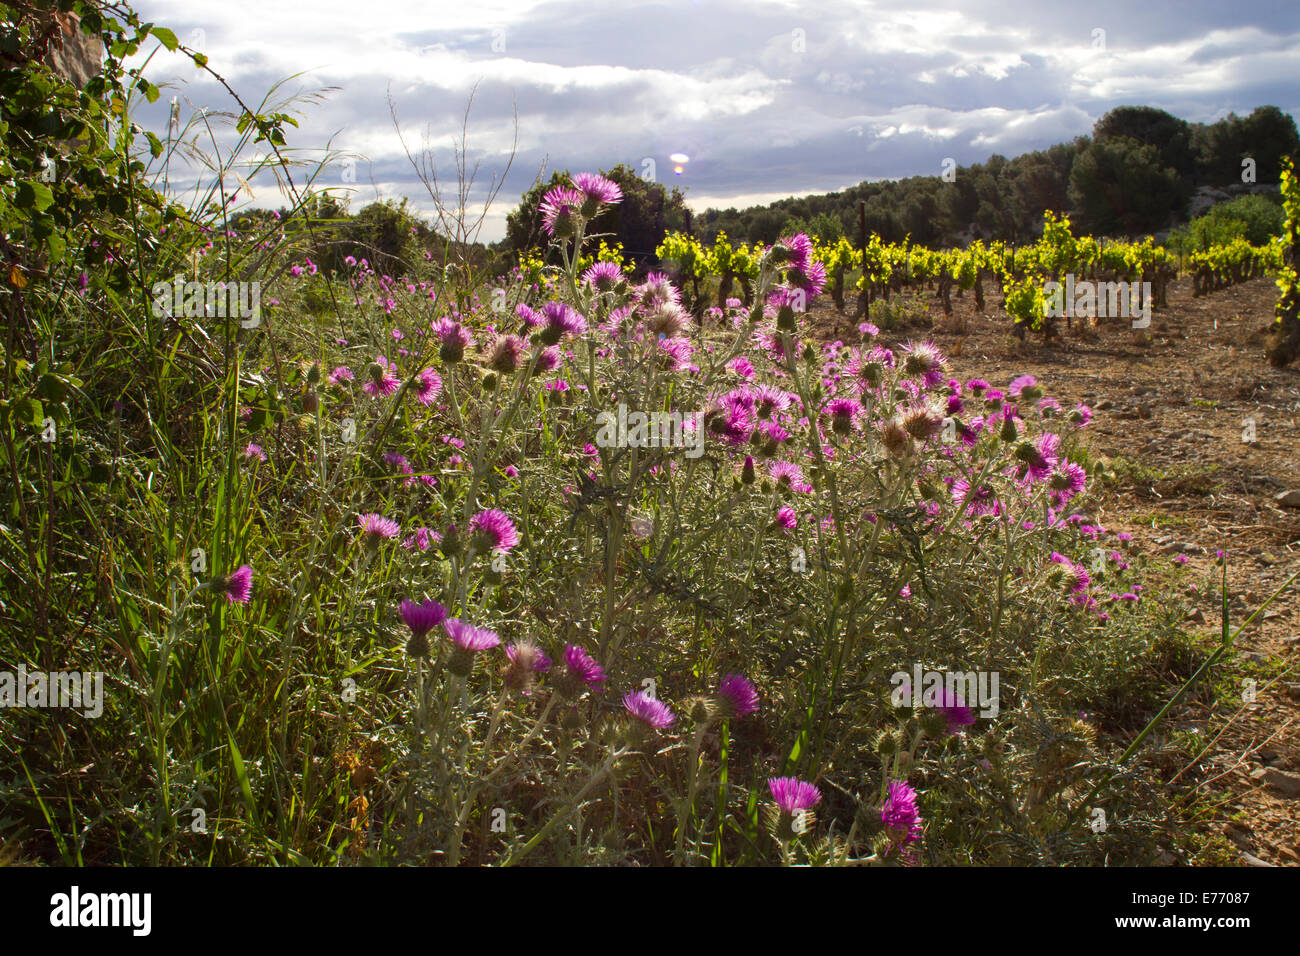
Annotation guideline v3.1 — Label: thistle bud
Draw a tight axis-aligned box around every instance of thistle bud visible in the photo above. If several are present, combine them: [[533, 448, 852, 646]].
[[446, 645, 476, 677], [767, 805, 816, 844], [919, 707, 951, 739], [405, 630, 431, 658], [766, 244, 793, 268], [687, 696, 716, 725], [439, 340, 464, 364]]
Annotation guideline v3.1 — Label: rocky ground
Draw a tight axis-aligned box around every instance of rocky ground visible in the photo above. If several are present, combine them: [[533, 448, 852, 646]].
[[810, 274, 1300, 865]]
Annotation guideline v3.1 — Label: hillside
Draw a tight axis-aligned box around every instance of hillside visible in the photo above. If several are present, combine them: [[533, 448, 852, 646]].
[[694, 105, 1299, 248]]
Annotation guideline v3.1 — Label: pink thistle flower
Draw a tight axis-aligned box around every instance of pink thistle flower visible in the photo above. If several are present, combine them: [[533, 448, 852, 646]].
[[767, 776, 821, 815], [657, 336, 694, 371], [539, 185, 585, 236], [728, 356, 755, 379], [900, 340, 946, 388], [539, 300, 587, 344], [357, 513, 400, 546], [401, 526, 439, 551], [487, 333, 527, 374], [468, 509, 520, 553], [214, 564, 253, 604], [431, 317, 473, 363], [751, 385, 792, 419], [555, 643, 606, 697], [826, 397, 862, 435], [952, 478, 998, 517], [399, 598, 447, 657], [582, 259, 624, 292], [1008, 374, 1041, 400], [768, 460, 811, 492], [443, 618, 501, 652], [623, 690, 676, 730], [363, 357, 401, 397], [1048, 460, 1088, 503], [1050, 551, 1091, 595], [786, 259, 827, 299], [244, 442, 267, 461], [572, 171, 623, 206], [533, 346, 562, 374], [881, 780, 923, 848], [776, 233, 814, 272], [400, 599, 447, 635], [717, 674, 760, 718], [1015, 432, 1060, 481], [636, 272, 682, 309], [412, 367, 442, 406], [504, 641, 552, 694], [756, 419, 790, 449], [937, 688, 976, 733]]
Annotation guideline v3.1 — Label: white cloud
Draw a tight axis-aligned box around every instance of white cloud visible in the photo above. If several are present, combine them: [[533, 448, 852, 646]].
[[130, 0, 1300, 241]]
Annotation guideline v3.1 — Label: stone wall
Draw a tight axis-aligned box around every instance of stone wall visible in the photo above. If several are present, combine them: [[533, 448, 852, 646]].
[[44, 10, 104, 88]]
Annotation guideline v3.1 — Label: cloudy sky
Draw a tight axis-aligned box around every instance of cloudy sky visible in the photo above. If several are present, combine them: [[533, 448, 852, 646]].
[[129, 0, 1300, 242]]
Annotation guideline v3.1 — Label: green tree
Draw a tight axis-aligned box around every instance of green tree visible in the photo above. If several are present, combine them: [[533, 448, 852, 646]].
[[505, 164, 687, 266], [1094, 106, 1194, 177], [1068, 137, 1187, 235]]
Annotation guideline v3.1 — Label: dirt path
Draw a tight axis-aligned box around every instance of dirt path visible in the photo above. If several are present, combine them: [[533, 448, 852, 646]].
[[811, 275, 1300, 865]]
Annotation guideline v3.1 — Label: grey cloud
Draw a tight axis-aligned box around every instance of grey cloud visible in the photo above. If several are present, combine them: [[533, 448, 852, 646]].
[[132, 0, 1300, 238]]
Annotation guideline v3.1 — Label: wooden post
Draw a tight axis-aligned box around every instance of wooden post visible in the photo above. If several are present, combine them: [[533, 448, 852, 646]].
[[858, 202, 868, 319]]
